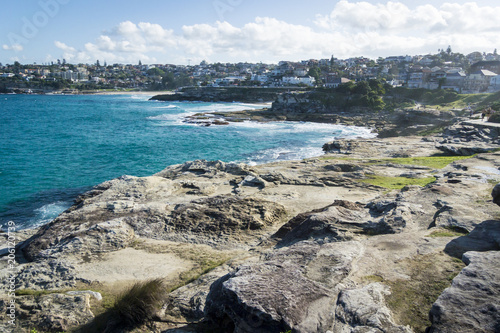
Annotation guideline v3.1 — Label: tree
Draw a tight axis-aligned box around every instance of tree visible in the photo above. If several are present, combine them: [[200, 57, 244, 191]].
[[446, 45, 452, 56], [96, 60, 101, 67], [138, 60, 142, 66], [353, 81, 370, 95], [308, 67, 322, 85], [147, 67, 165, 77]]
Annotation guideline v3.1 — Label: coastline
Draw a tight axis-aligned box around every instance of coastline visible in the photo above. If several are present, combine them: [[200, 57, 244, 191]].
[[1, 96, 500, 332]]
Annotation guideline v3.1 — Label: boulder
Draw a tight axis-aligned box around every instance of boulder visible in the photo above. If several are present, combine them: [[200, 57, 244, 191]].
[[428, 251, 500, 333], [444, 220, 500, 258], [205, 241, 362, 333], [334, 283, 412, 333], [492, 183, 500, 207]]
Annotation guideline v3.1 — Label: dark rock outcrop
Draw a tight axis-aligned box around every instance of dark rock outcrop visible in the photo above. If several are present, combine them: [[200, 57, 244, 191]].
[[444, 220, 500, 258], [150, 87, 290, 103], [492, 183, 500, 206], [273, 199, 419, 247]]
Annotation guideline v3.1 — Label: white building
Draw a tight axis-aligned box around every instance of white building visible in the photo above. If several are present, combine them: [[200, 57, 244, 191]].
[[282, 76, 316, 86], [489, 75, 500, 92]]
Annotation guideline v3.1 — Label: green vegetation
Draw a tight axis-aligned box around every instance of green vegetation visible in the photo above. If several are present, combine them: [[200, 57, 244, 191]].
[[359, 175, 436, 190], [110, 278, 165, 329], [427, 226, 469, 238], [367, 155, 474, 169], [82, 279, 166, 332], [16, 289, 56, 297], [385, 253, 465, 333], [361, 275, 385, 283]]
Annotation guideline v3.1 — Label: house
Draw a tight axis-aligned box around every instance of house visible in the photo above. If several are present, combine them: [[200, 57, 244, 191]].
[[488, 75, 500, 92], [282, 76, 315, 86], [442, 71, 466, 92], [251, 74, 269, 84], [463, 69, 498, 93], [324, 76, 352, 88], [470, 61, 500, 75], [293, 65, 308, 77]]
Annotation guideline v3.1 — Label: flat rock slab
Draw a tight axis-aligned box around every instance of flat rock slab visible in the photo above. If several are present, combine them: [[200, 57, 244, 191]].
[[428, 251, 500, 333], [74, 247, 192, 284]]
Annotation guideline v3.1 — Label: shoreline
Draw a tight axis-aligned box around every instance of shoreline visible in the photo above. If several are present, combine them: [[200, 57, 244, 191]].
[[1, 113, 499, 331]]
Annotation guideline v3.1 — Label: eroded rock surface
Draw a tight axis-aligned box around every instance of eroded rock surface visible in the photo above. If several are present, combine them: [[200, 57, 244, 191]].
[[428, 251, 500, 333], [1, 132, 499, 332]]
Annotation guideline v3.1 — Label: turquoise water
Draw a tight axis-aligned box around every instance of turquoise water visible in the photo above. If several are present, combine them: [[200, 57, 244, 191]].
[[0, 94, 375, 229]]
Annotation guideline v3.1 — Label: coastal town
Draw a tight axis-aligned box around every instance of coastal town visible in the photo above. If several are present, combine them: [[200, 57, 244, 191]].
[[1, 47, 500, 94]]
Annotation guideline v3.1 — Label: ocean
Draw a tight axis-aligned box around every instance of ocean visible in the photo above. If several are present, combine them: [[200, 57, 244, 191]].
[[0, 93, 375, 230]]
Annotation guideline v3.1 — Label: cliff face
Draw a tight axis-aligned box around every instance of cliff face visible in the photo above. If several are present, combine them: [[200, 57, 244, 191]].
[[1, 127, 499, 332], [271, 91, 464, 138], [150, 87, 297, 103]]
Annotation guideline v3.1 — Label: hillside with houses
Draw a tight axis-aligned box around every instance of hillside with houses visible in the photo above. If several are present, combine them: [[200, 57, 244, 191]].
[[1, 47, 499, 94]]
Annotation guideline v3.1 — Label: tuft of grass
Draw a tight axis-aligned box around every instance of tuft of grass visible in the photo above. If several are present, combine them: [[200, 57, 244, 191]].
[[427, 227, 469, 238], [359, 175, 436, 190], [361, 275, 384, 283], [98, 278, 166, 332], [78, 279, 167, 332], [385, 252, 465, 333]]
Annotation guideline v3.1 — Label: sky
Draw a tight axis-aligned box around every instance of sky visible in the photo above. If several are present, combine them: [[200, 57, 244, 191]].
[[1, 0, 500, 65]]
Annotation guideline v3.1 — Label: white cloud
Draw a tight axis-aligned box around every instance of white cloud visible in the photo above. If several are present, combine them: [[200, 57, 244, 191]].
[[3, 44, 24, 51], [52, 1, 500, 64]]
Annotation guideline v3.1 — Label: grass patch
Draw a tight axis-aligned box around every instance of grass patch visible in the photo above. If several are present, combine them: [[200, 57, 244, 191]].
[[359, 175, 436, 190], [385, 252, 465, 333], [320, 155, 473, 170], [427, 226, 469, 238], [15, 289, 56, 297], [367, 155, 473, 169], [361, 275, 384, 283], [131, 241, 236, 290]]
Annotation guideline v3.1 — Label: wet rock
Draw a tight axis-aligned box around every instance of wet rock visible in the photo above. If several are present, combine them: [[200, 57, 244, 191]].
[[323, 140, 361, 154], [428, 251, 500, 333]]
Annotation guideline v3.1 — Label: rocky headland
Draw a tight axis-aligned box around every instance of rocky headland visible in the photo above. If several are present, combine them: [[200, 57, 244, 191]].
[[1, 94, 500, 332]]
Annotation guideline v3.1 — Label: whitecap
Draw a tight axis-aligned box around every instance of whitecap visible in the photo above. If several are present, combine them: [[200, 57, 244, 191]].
[[30, 201, 71, 228]]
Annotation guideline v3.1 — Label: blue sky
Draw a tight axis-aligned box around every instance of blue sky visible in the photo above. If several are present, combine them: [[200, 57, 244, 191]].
[[2, 0, 500, 65]]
